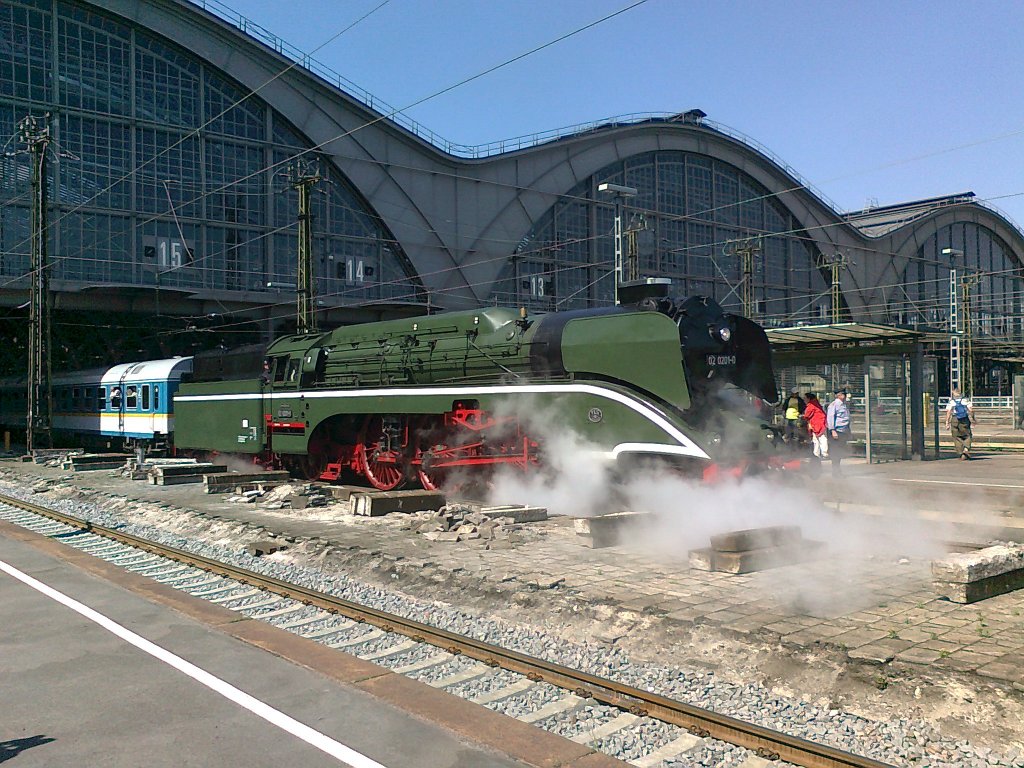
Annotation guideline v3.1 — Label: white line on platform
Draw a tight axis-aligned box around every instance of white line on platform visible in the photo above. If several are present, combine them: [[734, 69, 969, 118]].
[[889, 479, 1024, 489], [0, 558, 390, 768]]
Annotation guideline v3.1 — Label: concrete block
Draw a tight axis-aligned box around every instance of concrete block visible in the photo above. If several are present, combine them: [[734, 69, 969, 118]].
[[203, 471, 291, 493], [324, 485, 363, 501], [289, 494, 309, 509], [931, 545, 1024, 583], [448, 500, 548, 523], [688, 541, 826, 574], [710, 525, 802, 552], [688, 548, 715, 571], [934, 568, 1024, 603], [352, 490, 445, 517], [151, 463, 227, 478], [65, 453, 131, 471], [482, 505, 547, 523], [152, 474, 206, 485], [247, 540, 288, 557], [573, 511, 651, 548]]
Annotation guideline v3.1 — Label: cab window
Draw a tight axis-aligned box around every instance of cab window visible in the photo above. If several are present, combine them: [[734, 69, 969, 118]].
[[286, 359, 301, 383], [273, 357, 288, 383]]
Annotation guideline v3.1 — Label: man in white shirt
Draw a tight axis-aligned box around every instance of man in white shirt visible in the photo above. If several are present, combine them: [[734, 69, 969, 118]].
[[944, 388, 974, 460]]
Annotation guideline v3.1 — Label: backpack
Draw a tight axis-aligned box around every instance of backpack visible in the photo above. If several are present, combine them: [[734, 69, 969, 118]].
[[952, 398, 969, 422]]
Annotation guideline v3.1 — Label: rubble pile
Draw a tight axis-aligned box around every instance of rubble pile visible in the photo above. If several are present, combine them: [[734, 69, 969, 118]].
[[408, 503, 521, 545], [116, 457, 199, 480], [227, 481, 334, 509], [30, 449, 82, 469]]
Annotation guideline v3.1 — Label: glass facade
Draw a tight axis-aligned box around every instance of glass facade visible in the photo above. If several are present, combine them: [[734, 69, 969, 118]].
[[0, 0, 422, 307], [491, 151, 829, 324], [894, 223, 1024, 340]]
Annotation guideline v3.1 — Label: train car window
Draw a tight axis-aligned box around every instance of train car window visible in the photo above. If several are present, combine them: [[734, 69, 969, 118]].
[[142, 385, 150, 411], [98, 388, 106, 410], [154, 385, 160, 410], [273, 357, 288, 382], [86, 388, 95, 411], [72, 387, 81, 409], [126, 386, 138, 409], [110, 387, 122, 409]]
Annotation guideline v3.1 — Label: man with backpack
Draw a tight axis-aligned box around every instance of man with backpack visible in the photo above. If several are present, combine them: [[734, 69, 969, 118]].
[[944, 388, 975, 460]]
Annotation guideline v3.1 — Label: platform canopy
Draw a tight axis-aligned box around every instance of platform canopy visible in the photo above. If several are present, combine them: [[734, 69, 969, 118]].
[[765, 322, 936, 347]]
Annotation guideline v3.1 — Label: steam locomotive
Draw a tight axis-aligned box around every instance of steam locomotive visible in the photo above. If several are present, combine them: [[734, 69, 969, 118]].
[[172, 294, 786, 489], [0, 295, 788, 488]]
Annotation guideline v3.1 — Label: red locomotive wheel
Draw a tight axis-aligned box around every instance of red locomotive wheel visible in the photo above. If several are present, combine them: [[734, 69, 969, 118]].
[[417, 451, 447, 491], [414, 415, 448, 491], [357, 415, 407, 490]]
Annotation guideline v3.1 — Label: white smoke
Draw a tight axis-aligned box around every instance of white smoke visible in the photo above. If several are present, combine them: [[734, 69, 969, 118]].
[[481, 398, 955, 615]]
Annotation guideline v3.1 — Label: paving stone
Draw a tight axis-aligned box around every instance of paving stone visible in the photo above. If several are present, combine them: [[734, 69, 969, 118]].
[[976, 661, 1023, 682], [917, 638, 962, 651], [847, 643, 900, 663], [830, 628, 891, 648], [665, 608, 707, 624], [722, 616, 771, 635], [895, 647, 944, 665]]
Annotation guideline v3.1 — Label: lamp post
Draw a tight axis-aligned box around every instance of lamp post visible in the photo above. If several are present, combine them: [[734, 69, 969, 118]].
[[598, 182, 637, 305]]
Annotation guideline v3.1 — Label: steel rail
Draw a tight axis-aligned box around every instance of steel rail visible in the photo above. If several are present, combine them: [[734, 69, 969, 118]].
[[0, 492, 894, 768]]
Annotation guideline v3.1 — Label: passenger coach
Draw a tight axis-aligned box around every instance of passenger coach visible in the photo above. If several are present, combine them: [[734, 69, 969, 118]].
[[0, 357, 193, 452]]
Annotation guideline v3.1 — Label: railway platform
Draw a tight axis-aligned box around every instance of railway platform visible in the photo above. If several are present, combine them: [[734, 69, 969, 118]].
[[1, 451, 1023, 751], [0, 522, 622, 768]]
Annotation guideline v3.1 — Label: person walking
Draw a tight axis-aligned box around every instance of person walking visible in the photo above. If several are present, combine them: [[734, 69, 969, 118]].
[[826, 388, 851, 477], [783, 387, 806, 449], [803, 392, 828, 468], [944, 387, 974, 460]]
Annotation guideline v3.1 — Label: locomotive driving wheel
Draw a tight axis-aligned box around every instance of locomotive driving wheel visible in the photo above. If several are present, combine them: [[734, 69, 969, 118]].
[[414, 415, 450, 491], [357, 415, 408, 490]]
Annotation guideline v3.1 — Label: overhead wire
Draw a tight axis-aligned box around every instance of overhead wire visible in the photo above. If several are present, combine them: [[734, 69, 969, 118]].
[[3, 0, 1024, 346]]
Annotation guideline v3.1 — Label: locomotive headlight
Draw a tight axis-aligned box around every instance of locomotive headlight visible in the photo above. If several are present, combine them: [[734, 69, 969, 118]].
[[709, 432, 723, 447], [719, 326, 732, 342]]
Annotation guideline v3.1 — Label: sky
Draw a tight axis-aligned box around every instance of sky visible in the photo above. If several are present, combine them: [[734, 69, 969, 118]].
[[214, 0, 1024, 226]]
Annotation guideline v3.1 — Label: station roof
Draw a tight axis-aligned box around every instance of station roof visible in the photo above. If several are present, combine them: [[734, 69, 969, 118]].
[[765, 322, 931, 347], [843, 192, 976, 237]]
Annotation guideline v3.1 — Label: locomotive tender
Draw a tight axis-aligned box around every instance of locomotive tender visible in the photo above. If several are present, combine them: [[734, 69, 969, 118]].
[[172, 295, 784, 489]]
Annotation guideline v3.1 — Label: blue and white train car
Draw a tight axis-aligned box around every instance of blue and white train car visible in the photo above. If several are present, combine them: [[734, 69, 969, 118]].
[[51, 367, 110, 438], [99, 358, 194, 446]]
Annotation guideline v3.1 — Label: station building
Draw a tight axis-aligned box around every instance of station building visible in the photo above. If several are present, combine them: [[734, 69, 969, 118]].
[[1, 0, 1023, 396]]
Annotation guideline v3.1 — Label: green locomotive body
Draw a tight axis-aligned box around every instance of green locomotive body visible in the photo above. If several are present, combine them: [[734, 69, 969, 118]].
[[174, 297, 784, 489]]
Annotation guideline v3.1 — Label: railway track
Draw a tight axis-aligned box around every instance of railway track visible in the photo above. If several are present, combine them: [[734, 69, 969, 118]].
[[0, 490, 894, 768]]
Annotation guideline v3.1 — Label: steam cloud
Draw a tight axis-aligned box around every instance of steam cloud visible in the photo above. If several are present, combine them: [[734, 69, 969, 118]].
[[483, 397, 955, 616]]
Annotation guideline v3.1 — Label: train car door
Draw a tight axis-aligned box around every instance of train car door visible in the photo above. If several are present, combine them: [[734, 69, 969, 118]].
[[113, 370, 129, 437], [142, 384, 154, 435]]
